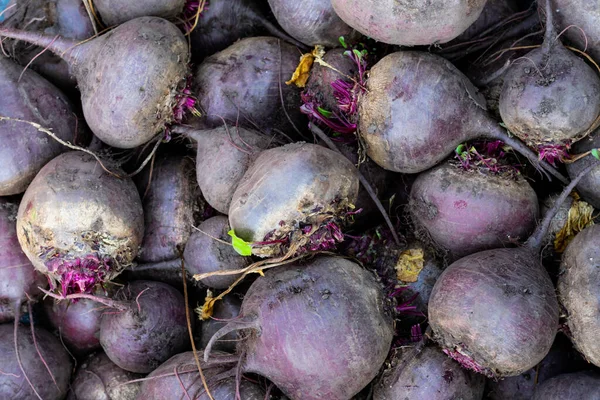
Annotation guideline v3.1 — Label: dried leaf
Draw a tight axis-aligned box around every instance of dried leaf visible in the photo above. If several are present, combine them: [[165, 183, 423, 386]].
[[197, 289, 215, 320], [395, 248, 425, 283], [554, 195, 595, 253], [286, 46, 325, 88]]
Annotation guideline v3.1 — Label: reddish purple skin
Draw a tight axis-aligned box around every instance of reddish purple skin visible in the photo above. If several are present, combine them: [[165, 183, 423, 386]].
[[199, 295, 241, 353], [331, 0, 487, 45], [183, 216, 250, 289], [67, 352, 143, 400], [374, 346, 485, 400], [268, 0, 352, 47], [429, 247, 559, 377], [566, 131, 600, 209], [136, 155, 199, 263], [409, 163, 539, 259], [44, 296, 102, 355], [451, 0, 519, 43], [99, 281, 189, 373], [0, 324, 72, 400], [94, 0, 185, 25], [0, 199, 46, 323], [192, 36, 305, 135], [533, 371, 600, 399], [558, 224, 600, 367], [137, 351, 264, 400], [0, 56, 84, 195], [233, 257, 394, 399]]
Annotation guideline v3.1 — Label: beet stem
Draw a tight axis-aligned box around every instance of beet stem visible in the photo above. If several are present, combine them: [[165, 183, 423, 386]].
[[39, 288, 129, 311], [0, 27, 79, 65], [542, 0, 555, 55], [13, 303, 43, 400], [27, 301, 59, 390], [203, 318, 258, 362], [526, 157, 600, 251]]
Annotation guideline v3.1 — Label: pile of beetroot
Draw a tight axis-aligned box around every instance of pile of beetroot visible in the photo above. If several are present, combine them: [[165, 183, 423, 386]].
[[1, 0, 600, 399]]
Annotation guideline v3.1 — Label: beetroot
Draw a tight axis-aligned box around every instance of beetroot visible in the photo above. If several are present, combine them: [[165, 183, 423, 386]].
[[0, 199, 46, 323], [0, 56, 84, 195], [558, 224, 600, 367], [191, 36, 305, 135], [184, 216, 250, 289], [358, 50, 566, 182], [93, 0, 185, 26], [228, 142, 359, 257], [409, 161, 539, 259], [137, 351, 264, 400], [374, 345, 485, 400], [499, 0, 600, 152], [566, 130, 600, 208], [427, 161, 600, 378], [532, 371, 600, 399], [136, 154, 200, 263], [67, 351, 143, 400], [175, 125, 272, 215], [268, 0, 353, 47], [0, 323, 72, 399], [331, 0, 487, 46], [452, 0, 520, 43], [0, 16, 191, 148], [44, 295, 102, 355], [205, 256, 394, 399], [16, 151, 144, 296], [199, 295, 241, 353], [99, 280, 189, 373]]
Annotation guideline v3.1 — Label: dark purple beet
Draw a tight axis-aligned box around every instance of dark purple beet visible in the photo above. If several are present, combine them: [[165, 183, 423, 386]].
[[566, 130, 600, 208], [191, 36, 305, 136], [0, 16, 190, 148], [452, 0, 520, 43], [205, 256, 394, 399], [67, 351, 143, 400], [558, 224, 600, 367], [0, 323, 72, 400], [183, 216, 251, 289], [409, 162, 539, 259], [532, 371, 600, 399], [0, 199, 46, 323], [199, 294, 241, 353], [427, 160, 600, 378], [374, 345, 485, 399], [136, 154, 200, 263], [99, 280, 189, 373], [0, 56, 84, 195], [93, 0, 185, 25], [137, 351, 264, 400], [44, 295, 102, 355]]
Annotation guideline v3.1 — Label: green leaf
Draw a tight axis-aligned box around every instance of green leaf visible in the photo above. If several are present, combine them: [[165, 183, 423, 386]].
[[228, 230, 252, 256], [338, 36, 347, 49], [455, 144, 466, 155], [353, 49, 362, 59], [592, 148, 600, 160], [317, 107, 333, 118]]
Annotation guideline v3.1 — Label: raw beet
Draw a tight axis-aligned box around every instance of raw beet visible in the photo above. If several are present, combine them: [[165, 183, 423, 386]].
[[205, 257, 394, 399], [121, 259, 202, 292], [0, 323, 72, 400], [136, 154, 199, 263], [99, 280, 189, 373], [331, 0, 487, 46], [189, 0, 305, 61], [191, 36, 305, 135], [93, 0, 185, 26], [44, 295, 102, 355], [175, 125, 272, 214], [228, 142, 359, 257], [0, 56, 84, 195], [499, 0, 600, 149], [16, 151, 144, 296], [268, 0, 353, 47], [409, 162, 539, 259], [558, 224, 600, 367], [183, 216, 250, 289], [358, 50, 566, 182], [426, 157, 600, 377], [566, 130, 600, 208], [374, 345, 485, 400], [0, 16, 190, 148], [452, 0, 520, 43], [136, 351, 264, 400], [532, 371, 600, 399], [0, 199, 46, 323], [67, 351, 143, 400], [199, 295, 241, 353]]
